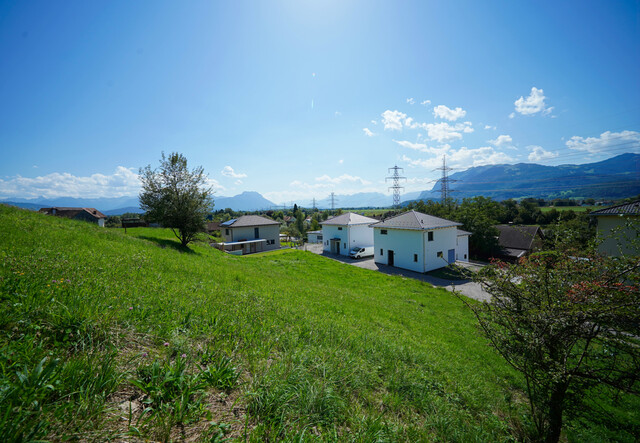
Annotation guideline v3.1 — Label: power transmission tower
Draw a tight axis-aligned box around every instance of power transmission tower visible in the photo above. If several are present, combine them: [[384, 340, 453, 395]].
[[433, 155, 457, 204], [312, 197, 316, 211], [330, 192, 338, 213], [386, 165, 407, 208]]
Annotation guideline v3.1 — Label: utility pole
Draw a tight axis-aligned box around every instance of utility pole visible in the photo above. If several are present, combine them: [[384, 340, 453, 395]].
[[386, 165, 407, 208], [433, 155, 457, 204]]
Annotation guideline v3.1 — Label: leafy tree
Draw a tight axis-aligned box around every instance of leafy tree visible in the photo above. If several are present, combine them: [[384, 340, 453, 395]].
[[139, 152, 214, 246], [461, 249, 640, 442], [105, 215, 121, 228]]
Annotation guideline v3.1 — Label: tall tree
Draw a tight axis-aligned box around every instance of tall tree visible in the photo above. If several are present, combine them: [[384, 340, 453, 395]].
[[461, 248, 640, 442], [139, 152, 214, 246]]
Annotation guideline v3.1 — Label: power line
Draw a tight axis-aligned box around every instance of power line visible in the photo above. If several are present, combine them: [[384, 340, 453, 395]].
[[433, 155, 457, 203], [329, 192, 338, 212], [386, 165, 406, 208]]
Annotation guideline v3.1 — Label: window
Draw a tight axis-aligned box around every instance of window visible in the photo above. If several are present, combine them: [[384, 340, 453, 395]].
[[464, 254, 467, 259], [380, 249, 383, 255], [414, 254, 418, 262], [381, 229, 387, 235], [225, 229, 230, 235], [437, 251, 443, 258], [344, 243, 346, 249], [254, 227, 259, 238], [338, 227, 342, 230], [428, 231, 434, 241]]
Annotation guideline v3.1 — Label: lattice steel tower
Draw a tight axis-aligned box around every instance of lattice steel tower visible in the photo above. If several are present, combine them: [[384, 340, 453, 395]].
[[433, 155, 457, 203], [386, 165, 407, 208], [329, 192, 337, 212]]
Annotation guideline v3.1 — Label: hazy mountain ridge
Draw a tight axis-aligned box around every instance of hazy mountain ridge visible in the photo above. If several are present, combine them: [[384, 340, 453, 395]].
[[419, 153, 640, 201]]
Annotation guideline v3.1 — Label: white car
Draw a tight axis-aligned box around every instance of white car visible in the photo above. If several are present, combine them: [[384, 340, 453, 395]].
[[349, 246, 374, 259]]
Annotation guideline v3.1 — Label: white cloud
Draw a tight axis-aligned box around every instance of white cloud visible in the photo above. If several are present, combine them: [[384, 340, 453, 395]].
[[514, 87, 553, 116], [489, 134, 513, 148], [221, 166, 247, 179], [484, 125, 496, 130], [527, 145, 558, 162], [402, 146, 513, 171], [338, 159, 344, 164], [381, 110, 407, 131], [393, 140, 430, 152], [334, 111, 342, 117], [420, 100, 431, 106], [406, 98, 415, 105], [565, 130, 640, 154], [433, 105, 466, 121], [315, 174, 371, 185], [509, 112, 515, 119], [363, 128, 376, 137], [0, 166, 143, 199], [370, 120, 377, 125], [424, 121, 474, 143]]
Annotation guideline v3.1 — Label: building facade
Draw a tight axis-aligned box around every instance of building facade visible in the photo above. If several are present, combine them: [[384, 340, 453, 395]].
[[320, 212, 378, 256]]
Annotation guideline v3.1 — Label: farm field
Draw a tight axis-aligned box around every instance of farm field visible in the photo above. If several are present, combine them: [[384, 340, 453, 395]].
[[1, 205, 637, 441], [539, 205, 597, 213]]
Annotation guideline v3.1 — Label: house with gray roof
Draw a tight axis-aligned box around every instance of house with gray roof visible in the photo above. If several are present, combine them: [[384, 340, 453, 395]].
[[590, 199, 640, 257], [495, 225, 544, 262], [40, 207, 107, 227], [216, 215, 280, 255], [320, 212, 378, 256], [370, 210, 466, 273]]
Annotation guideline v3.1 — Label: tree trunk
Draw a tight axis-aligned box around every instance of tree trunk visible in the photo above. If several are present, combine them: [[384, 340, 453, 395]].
[[545, 383, 566, 443]]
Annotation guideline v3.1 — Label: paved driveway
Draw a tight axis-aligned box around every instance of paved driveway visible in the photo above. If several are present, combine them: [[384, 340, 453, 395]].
[[303, 243, 490, 302]]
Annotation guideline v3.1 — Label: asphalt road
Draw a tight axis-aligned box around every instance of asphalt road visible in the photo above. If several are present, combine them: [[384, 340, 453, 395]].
[[303, 242, 490, 302]]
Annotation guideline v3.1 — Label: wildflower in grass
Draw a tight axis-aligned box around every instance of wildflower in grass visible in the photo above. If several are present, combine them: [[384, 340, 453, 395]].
[[129, 306, 133, 310], [181, 353, 187, 358], [164, 342, 169, 347], [142, 352, 148, 357], [52, 279, 57, 283]]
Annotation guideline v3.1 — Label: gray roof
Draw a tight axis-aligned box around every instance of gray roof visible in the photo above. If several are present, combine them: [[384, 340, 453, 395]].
[[457, 229, 472, 236], [222, 215, 279, 227], [496, 225, 543, 251], [370, 210, 462, 230], [320, 212, 379, 226], [590, 200, 640, 216]]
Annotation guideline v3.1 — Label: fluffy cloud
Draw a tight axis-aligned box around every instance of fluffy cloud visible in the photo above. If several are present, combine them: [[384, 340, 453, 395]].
[[420, 100, 431, 106], [565, 130, 640, 154], [489, 134, 513, 148], [221, 166, 247, 179], [403, 146, 512, 170], [424, 121, 474, 143], [363, 128, 376, 137], [433, 105, 466, 121], [527, 145, 558, 162], [315, 174, 371, 185], [514, 87, 553, 116], [406, 98, 415, 105], [484, 125, 496, 130], [381, 110, 407, 131], [393, 140, 429, 152], [0, 166, 142, 199]]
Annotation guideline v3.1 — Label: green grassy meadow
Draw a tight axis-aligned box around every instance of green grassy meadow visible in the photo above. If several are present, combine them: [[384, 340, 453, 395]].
[[1, 205, 637, 441], [539, 205, 597, 213]]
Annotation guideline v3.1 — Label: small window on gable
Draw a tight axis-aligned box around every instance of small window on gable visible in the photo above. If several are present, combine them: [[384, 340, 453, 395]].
[[381, 229, 387, 235], [344, 243, 346, 249], [225, 229, 230, 235], [428, 231, 434, 241], [380, 249, 383, 255], [414, 254, 418, 262], [437, 251, 443, 258], [338, 227, 342, 230]]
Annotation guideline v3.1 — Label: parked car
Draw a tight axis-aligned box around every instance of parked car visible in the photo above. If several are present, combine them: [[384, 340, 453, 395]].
[[349, 246, 374, 259]]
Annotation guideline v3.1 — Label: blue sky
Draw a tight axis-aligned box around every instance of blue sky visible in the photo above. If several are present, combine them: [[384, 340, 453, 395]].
[[1, 0, 639, 204]]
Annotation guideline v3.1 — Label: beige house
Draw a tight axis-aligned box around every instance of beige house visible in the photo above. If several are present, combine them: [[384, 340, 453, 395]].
[[215, 215, 280, 255], [590, 200, 640, 257]]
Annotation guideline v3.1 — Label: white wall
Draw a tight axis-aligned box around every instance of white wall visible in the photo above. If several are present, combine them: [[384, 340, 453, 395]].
[[373, 227, 424, 273], [322, 225, 349, 255], [98, 218, 105, 227], [224, 225, 280, 251], [348, 224, 374, 249], [456, 234, 470, 262], [308, 232, 323, 243], [423, 226, 457, 272], [596, 216, 640, 257]]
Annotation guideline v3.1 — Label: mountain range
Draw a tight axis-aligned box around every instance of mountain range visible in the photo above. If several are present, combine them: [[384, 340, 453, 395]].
[[419, 153, 640, 201], [2, 153, 639, 213]]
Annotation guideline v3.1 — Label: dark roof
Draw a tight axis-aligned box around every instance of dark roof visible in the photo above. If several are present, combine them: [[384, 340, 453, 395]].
[[496, 225, 543, 251], [590, 200, 640, 216], [320, 212, 378, 226], [39, 207, 106, 219], [370, 210, 461, 230], [457, 229, 472, 236], [221, 215, 279, 227]]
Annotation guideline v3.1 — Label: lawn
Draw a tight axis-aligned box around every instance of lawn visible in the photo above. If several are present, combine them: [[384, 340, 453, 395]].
[[0, 205, 637, 441], [539, 205, 597, 212]]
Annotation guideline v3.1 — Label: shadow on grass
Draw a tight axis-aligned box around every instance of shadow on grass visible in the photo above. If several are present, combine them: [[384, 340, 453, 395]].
[[136, 236, 198, 254]]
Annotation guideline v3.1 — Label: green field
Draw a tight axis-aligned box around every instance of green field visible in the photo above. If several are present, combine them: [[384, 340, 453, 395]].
[[1, 205, 637, 441], [539, 205, 597, 213]]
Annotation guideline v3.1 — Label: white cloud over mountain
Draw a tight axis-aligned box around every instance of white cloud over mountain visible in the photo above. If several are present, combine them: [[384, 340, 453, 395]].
[[514, 87, 553, 116], [565, 130, 640, 154], [221, 166, 247, 178], [527, 145, 558, 161]]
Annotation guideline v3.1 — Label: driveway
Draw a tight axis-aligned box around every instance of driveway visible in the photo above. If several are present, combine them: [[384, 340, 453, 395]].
[[303, 243, 490, 302]]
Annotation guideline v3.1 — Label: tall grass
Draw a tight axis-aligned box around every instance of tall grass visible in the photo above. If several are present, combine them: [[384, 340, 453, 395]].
[[1, 205, 637, 441]]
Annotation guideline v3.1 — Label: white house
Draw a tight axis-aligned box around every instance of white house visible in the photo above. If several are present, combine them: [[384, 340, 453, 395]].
[[307, 230, 323, 243], [456, 230, 471, 262], [371, 210, 464, 273], [320, 212, 378, 256], [217, 215, 280, 255], [590, 199, 640, 257]]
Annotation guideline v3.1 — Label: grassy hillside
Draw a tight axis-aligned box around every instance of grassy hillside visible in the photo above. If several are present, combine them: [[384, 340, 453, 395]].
[[0, 205, 637, 441]]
